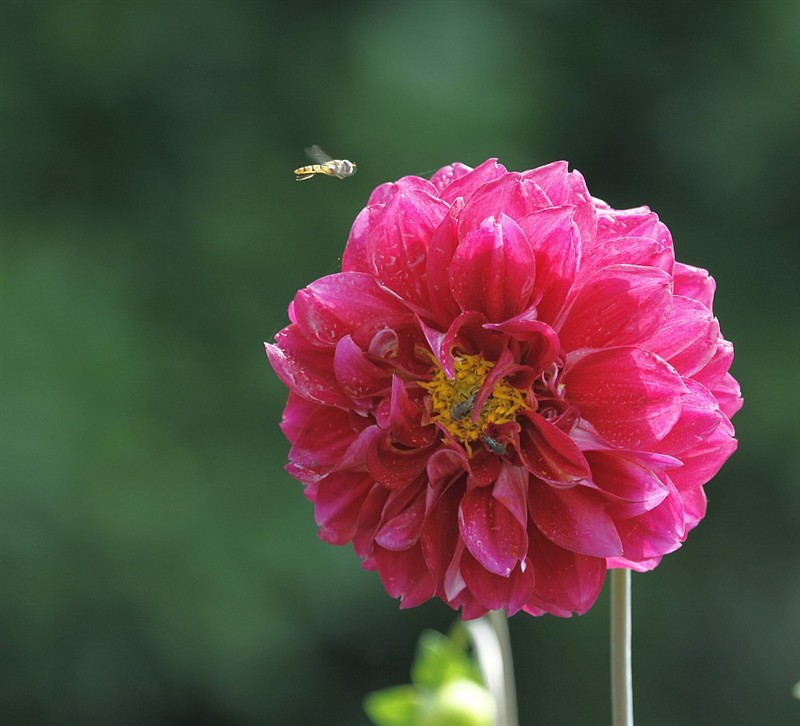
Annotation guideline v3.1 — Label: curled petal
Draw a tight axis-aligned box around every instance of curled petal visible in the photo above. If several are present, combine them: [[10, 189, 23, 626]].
[[668, 417, 737, 490], [458, 173, 551, 233], [484, 314, 560, 374], [366, 434, 435, 490], [266, 328, 351, 407], [459, 486, 528, 576], [517, 205, 581, 324], [558, 264, 673, 351], [643, 296, 719, 377], [333, 335, 391, 401], [524, 526, 606, 616], [450, 214, 536, 322], [314, 471, 374, 545], [673, 262, 716, 309], [492, 464, 529, 528], [518, 411, 591, 486], [529, 480, 623, 557], [425, 199, 464, 325], [436, 158, 508, 205], [563, 347, 688, 448], [461, 552, 534, 615], [712, 372, 743, 419], [376, 487, 426, 551], [583, 449, 671, 516], [654, 378, 723, 456], [287, 404, 370, 483], [522, 162, 596, 245], [342, 183, 449, 306], [613, 483, 686, 561], [373, 543, 436, 609], [292, 272, 411, 348]]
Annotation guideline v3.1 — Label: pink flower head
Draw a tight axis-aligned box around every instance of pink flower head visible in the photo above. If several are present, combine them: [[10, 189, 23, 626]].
[[266, 159, 741, 619]]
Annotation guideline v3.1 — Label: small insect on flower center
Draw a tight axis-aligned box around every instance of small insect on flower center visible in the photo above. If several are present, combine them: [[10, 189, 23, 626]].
[[419, 353, 529, 455]]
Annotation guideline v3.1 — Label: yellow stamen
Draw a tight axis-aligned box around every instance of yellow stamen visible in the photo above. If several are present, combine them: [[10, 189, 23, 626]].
[[419, 353, 530, 454]]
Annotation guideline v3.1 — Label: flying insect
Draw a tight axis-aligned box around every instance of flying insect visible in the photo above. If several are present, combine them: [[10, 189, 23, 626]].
[[294, 145, 357, 181]]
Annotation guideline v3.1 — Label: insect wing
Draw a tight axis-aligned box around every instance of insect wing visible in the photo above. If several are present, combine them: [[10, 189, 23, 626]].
[[304, 145, 333, 164]]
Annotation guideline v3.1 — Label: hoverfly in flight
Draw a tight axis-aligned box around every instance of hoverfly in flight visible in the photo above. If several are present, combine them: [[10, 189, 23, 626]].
[[294, 145, 357, 181]]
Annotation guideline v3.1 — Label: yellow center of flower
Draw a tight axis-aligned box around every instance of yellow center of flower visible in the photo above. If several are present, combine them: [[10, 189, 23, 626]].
[[419, 353, 530, 453]]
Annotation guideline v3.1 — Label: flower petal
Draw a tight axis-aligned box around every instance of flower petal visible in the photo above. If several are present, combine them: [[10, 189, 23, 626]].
[[333, 335, 391, 401], [583, 450, 671, 516], [667, 416, 737, 490], [517, 411, 591, 486], [461, 552, 534, 615], [342, 183, 449, 306], [314, 471, 374, 545], [653, 378, 723, 456], [373, 543, 436, 609], [517, 205, 581, 324], [266, 328, 351, 407], [558, 264, 673, 351], [292, 272, 411, 349], [642, 295, 719, 377], [613, 483, 686, 561], [459, 486, 528, 576], [673, 262, 716, 309], [436, 158, 508, 205], [458, 172, 550, 233], [563, 347, 687, 448], [529, 480, 623, 557], [524, 526, 606, 616], [450, 214, 536, 322]]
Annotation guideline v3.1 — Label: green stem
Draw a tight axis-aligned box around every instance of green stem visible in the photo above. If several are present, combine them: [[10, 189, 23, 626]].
[[610, 568, 634, 726], [466, 610, 519, 726]]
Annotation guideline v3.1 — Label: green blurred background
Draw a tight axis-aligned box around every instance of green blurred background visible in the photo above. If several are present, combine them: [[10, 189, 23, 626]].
[[2, 1, 799, 724]]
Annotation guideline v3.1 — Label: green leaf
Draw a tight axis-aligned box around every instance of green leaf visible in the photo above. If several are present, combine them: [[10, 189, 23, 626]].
[[363, 685, 421, 726], [411, 629, 473, 688]]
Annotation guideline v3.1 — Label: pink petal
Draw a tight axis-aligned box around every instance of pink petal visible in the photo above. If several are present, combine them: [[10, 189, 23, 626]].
[[668, 416, 737, 490], [333, 335, 391, 401], [459, 486, 528, 576], [266, 328, 351, 407], [492, 465, 530, 528], [314, 471, 374, 545], [342, 184, 449, 307], [291, 272, 411, 349], [563, 347, 687, 448], [461, 552, 534, 615], [458, 173, 551, 233], [430, 162, 475, 194], [484, 313, 560, 374], [522, 162, 596, 245], [517, 411, 591, 486], [681, 486, 708, 532], [375, 487, 426, 551], [421, 478, 465, 594], [712, 372, 743, 419], [425, 199, 464, 326], [450, 214, 536, 322], [558, 264, 673, 351], [654, 378, 723, 456], [366, 434, 435, 490], [517, 205, 581, 324], [287, 405, 369, 483], [673, 262, 716, 309], [529, 480, 623, 557], [437, 158, 508, 205], [584, 450, 671, 516], [613, 484, 686, 561], [373, 543, 436, 609], [642, 295, 719, 377], [524, 526, 606, 616], [691, 339, 734, 392]]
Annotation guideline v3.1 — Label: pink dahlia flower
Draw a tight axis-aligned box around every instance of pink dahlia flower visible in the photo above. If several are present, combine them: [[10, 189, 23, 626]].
[[266, 159, 741, 619]]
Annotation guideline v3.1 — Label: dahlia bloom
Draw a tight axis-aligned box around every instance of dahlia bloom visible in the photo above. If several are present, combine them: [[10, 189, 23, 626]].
[[266, 159, 741, 619]]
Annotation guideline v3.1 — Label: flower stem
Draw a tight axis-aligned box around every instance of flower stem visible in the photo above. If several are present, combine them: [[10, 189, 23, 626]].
[[466, 610, 519, 726], [610, 568, 634, 726]]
